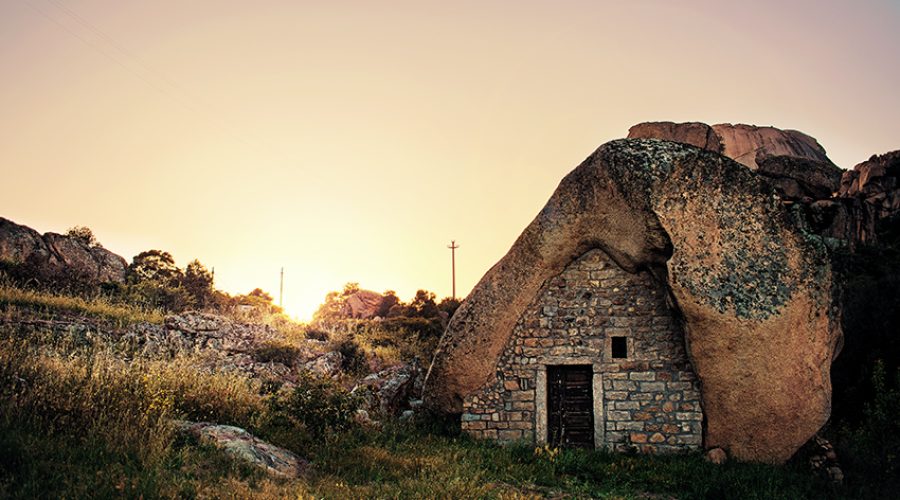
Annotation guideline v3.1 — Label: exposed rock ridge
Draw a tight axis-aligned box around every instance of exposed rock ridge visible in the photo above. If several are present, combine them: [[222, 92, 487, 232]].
[[627, 121, 834, 171], [0, 217, 127, 283], [425, 138, 841, 464], [627, 122, 900, 245]]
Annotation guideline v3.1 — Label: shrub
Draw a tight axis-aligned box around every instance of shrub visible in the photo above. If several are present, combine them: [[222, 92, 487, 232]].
[[251, 342, 301, 366], [838, 360, 900, 497], [304, 328, 329, 341], [257, 372, 359, 450], [332, 336, 368, 375]]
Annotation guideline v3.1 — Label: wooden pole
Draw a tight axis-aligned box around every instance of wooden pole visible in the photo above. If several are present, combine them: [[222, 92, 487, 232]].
[[447, 240, 459, 299]]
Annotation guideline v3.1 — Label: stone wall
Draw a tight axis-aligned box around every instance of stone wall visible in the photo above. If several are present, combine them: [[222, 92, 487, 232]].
[[460, 249, 703, 453]]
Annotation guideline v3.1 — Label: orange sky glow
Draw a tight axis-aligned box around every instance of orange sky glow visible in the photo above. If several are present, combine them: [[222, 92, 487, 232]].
[[2, 0, 899, 319]]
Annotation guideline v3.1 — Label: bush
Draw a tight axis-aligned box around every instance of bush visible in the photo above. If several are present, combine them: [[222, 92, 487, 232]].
[[838, 360, 900, 497], [331, 336, 368, 375], [251, 342, 301, 366], [257, 372, 359, 450]]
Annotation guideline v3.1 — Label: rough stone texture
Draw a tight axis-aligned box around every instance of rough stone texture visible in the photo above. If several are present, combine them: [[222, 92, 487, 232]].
[[459, 249, 702, 453], [425, 139, 841, 463], [341, 290, 384, 319], [828, 150, 900, 244], [175, 420, 308, 478], [627, 122, 834, 171], [626, 122, 900, 247], [627, 122, 842, 202], [0, 217, 50, 264], [0, 217, 127, 283], [120, 312, 324, 383], [352, 363, 421, 417]]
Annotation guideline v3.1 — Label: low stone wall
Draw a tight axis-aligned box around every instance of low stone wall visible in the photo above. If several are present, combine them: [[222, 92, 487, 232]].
[[460, 249, 703, 453]]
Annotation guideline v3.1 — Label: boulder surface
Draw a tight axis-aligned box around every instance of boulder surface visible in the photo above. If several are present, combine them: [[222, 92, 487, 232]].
[[424, 138, 841, 463], [0, 217, 127, 283]]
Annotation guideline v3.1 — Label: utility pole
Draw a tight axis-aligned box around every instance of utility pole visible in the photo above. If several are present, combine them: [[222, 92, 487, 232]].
[[279, 267, 284, 308], [447, 240, 459, 299]]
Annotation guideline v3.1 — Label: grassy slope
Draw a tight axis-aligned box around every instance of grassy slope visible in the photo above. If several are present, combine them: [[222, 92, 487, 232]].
[[0, 285, 847, 499]]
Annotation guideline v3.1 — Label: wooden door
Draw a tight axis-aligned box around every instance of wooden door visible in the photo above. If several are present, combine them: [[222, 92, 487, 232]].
[[547, 365, 595, 448]]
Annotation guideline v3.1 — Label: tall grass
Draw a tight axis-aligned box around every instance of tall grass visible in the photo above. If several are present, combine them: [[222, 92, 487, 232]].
[[0, 282, 164, 325]]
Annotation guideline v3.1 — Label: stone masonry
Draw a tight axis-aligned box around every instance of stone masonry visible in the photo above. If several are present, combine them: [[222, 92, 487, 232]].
[[460, 249, 703, 453]]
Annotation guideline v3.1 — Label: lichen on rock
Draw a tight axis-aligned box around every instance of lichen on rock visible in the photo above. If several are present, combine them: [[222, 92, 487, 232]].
[[424, 137, 842, 464]]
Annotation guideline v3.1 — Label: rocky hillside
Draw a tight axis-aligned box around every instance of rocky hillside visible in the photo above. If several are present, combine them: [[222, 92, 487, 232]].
[[0, 218, 126, 283]]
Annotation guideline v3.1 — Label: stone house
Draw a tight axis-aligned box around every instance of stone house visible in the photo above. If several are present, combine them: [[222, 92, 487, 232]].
[[459, 248, 703, 452]]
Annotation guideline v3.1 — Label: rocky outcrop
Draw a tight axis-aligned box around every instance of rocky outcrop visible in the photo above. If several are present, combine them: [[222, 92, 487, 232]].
[[0, 217, 127, 283], [627, 122, 834, 171], [351, 363, 421, 417], [341, 290, 384, 319], [627, 123, 900, 246], [425, 139, 841, 463], [628, 122, 842, 202], [175, 420, 308, 478]]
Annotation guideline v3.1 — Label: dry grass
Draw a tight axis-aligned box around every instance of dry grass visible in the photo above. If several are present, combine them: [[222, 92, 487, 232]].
[[0, 282, 164, 325]]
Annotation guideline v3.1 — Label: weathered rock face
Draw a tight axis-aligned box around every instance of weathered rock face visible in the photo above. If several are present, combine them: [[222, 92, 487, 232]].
[[628, 122, 834, 171], [628, 122, 842, 201], [175, 420, 308, 478], [425, 139, 841, 463], [0, 217, 127, 283], [351, 363, 422, 418], [627, 123, 900, 246], [341, 290, 384, 319]]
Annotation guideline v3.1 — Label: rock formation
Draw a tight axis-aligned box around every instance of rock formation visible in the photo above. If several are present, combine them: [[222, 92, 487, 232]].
[[175, 420, 308, 478], [626, 122, 900, 246], [425, 138, 842, 463], [627, 122, 834, 171], [341, 289, 385, 319], [0, 217, 127, 283]]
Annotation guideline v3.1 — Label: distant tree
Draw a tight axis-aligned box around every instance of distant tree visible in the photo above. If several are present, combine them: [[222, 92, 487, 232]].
[[438, 297, 461, 318], [182, 259, 214, 308], [377, 290, 401, 318], [248, 288, 274, 303], [342, 282, 360, 296], [65, 226, 102, 248], [409, 289, 440, 318], [312, 290, 343, 322], [127, 250, 182, 285]]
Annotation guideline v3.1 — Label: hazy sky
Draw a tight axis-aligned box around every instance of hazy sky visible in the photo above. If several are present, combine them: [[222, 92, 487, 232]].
[[2, 0, 898, 319]]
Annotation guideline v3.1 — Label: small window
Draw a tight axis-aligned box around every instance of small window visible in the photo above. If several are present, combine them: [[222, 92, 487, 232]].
[[611, 336, 628, 359]]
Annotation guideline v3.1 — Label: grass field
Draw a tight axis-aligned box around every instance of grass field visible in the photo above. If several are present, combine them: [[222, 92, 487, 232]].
[[0, 283, 889, 499]]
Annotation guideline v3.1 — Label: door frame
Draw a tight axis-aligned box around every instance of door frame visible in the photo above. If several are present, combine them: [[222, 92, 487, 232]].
[[535, 358, 604, 449]]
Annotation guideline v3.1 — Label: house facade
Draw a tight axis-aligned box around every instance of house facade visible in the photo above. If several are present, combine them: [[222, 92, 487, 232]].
[[460, 248, 704, 453]]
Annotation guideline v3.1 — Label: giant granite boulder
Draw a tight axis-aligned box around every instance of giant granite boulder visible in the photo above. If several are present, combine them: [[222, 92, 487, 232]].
[[628, 122, 900, 245], [0, 217, 127, 283], [424, 139, 841, 463], [628, 122, 842, 201]]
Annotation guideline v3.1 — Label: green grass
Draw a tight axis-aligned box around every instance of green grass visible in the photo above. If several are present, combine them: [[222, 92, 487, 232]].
[[0, 286, 865, 499]]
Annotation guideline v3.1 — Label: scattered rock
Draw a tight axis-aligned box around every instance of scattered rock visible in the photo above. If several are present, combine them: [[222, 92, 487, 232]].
[[807, 435, 843, 485], [175, 420, 308, 478], [352, 363, 420, 417], [705, 447, 728, 465], [305, 351, 344, 378]]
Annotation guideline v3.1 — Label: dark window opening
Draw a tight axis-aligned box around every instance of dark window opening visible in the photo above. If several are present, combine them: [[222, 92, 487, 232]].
[[611, 336, 627, 359]]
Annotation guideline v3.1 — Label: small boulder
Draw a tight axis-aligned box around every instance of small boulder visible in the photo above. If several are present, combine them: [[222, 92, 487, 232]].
[[175, 420, 308, 478], [705, 448, 728, 465]]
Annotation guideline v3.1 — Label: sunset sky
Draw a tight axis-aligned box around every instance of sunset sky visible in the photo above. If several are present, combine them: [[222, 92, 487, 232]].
[[2, 0, 899, 319]]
